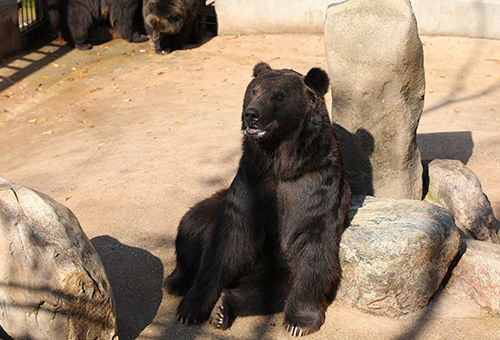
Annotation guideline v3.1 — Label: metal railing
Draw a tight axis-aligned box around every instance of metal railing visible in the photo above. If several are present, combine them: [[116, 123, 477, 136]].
[[17, 0, 45, 34], [199, 1, 218, 36]]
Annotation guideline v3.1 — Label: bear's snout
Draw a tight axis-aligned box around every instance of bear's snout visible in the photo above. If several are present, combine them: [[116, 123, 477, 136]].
[[244, 107, 261, 124], [243, 107, 268, 137]]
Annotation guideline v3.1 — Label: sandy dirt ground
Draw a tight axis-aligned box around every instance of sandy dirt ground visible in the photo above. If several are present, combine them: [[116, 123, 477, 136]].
[[0, 34, 499, 339]]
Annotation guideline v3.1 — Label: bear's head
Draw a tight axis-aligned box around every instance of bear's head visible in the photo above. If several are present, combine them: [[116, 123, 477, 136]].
[[144, 0, 185, 40], [242, 62, 329, 143]]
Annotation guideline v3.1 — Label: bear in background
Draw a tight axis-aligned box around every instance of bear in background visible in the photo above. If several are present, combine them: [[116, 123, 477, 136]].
[[52, 0, 148, 50], [143, 0, 203, 54], [165, 62, 351, 336]]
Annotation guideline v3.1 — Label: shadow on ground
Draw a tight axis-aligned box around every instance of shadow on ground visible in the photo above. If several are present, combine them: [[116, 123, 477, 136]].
[[91, 236, 164, 340], [395, 237, 466, 340], [0, 42, 73, 92], [142, 313, 277, 340], [417, 131, 474, 165]]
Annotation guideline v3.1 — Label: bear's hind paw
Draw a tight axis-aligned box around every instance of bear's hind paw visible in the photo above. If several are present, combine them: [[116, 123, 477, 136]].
[[209, 294, 230, 330]]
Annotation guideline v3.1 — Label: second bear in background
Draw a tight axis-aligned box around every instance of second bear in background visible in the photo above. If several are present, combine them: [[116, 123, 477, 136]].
[[59, 0, 148, 50], [143, 0, 203, 54]]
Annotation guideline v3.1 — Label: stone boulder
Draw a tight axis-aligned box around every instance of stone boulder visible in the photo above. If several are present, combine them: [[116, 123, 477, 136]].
[[337, 195, 460, 316], [425, 159, 499, 244], [325, 0, 425, 200], [0, 177, 117, 340], [445, 239, 500, 314]]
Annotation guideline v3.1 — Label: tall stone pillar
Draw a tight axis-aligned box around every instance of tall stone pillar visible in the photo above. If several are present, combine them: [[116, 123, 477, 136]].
[[325, 0, 425, 200]]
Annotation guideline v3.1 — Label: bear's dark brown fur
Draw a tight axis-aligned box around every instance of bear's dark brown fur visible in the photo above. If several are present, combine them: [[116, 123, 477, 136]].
[[165, 63, 351, 336], [55, 0, 147, 50], [143, 0, 203, 54]]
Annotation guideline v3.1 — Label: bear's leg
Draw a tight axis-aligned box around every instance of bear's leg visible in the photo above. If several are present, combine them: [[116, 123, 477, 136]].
[[165, 190, 226, 296], [176, 177, 264, 325], [188, 17, 201, 44], [109, 3, 147, 43], [166, 34, 182, 52], [131, 31, 149, 43], [45, 0, 60, 40], [67, 4, 93, 50], [176, 226, 260, 325], [283, 235, 341, 336], [209, 260, 287, 330], [114, 16, 148, 43]]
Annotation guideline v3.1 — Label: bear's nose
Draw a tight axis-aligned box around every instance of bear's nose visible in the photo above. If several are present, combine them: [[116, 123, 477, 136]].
[[244, 107, 261, 122]]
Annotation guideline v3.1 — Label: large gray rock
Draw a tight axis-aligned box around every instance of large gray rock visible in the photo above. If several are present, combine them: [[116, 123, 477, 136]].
[[325, 0, 425, 200], [337, 195, 460, 316], [445, 239, 500, 314], [0, 177, 117, 340], [425, 159, 499, 244]]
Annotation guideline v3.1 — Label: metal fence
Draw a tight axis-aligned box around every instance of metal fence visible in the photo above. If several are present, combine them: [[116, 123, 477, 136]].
[[16, 0, 216, 42], [199, 1, 218, 36], [17, 0, 45, 34]]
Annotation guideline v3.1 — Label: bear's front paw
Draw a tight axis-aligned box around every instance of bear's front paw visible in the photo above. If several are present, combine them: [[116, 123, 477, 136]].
[[155, 47, 171, 55], [283, 307, 325, 336], [176, 295, 211, 325]]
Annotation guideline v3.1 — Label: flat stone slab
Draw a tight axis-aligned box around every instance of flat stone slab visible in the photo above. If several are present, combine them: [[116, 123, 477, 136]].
[[0, 177, 117, 340], [337, 195, 461, 316]]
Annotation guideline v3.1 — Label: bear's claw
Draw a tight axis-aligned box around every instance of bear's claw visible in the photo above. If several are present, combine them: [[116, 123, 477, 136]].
[[209, 295, 229, 330], [286, 324, 304, 337]]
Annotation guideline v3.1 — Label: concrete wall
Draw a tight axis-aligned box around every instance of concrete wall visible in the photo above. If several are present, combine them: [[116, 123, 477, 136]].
[[215, 0, 500, 39], [0, 0, 21, 58], [412, 0, 500, 39], [216, 0, 333, 34]]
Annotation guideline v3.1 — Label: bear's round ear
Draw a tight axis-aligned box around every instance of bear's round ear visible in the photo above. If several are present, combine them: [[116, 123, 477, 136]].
[[253, 62, 272, 77], [304, 68, 329, 97]]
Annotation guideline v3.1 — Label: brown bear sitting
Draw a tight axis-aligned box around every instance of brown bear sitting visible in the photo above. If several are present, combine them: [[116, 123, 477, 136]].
[[165, 63, 351, 336]]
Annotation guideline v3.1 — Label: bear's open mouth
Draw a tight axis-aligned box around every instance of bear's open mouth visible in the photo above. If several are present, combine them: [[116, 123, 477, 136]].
[[245, 126, 266, 137]]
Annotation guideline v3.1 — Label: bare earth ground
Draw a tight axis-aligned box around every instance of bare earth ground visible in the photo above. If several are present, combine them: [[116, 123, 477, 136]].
[[0, 34, 499, 340]]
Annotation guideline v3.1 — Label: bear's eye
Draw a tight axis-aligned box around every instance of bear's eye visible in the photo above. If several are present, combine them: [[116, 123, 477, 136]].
[[171, 14, 182, 22], [272, 91, 285, 101], [251, 88, 257, 96]]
